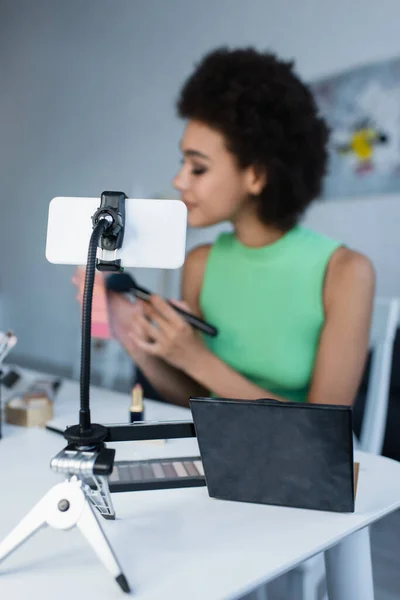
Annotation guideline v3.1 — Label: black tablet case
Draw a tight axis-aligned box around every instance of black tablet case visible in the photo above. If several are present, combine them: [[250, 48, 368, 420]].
[[190, 397, 355, 512]]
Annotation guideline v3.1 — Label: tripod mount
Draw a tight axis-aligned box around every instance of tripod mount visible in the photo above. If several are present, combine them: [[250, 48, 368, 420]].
[[0, 192, 132, 592], [0, 191, 194, 593]]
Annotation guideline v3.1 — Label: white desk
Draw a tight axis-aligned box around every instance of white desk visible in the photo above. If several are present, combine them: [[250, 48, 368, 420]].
[[1, 376, 400, 600]]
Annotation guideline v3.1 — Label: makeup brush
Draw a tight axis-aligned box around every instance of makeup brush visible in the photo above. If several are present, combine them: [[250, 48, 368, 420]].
[[106, 273, 218, 337]]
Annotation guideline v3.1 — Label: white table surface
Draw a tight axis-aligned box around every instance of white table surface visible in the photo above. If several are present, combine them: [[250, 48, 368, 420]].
[[1, 374, 400, 600]]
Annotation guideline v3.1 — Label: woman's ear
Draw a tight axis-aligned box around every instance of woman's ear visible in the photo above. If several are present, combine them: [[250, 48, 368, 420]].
[[245, 164, 267, 195]]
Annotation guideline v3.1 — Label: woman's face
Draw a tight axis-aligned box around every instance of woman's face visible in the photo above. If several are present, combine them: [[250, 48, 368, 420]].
[[173, 120, 260, 228]]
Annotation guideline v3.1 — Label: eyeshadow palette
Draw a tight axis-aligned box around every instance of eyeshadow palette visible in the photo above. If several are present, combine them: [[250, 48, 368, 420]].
[[108, 456, 206, 493]]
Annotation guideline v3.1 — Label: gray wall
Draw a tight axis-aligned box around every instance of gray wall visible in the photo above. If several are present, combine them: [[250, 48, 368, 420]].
[[1, 0, 400, 374]]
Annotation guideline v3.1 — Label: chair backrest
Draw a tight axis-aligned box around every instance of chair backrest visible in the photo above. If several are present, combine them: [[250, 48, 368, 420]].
[[359, 297, 400, 454]]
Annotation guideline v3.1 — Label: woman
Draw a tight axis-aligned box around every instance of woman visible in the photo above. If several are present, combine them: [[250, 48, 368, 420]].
[[79, 47, 375, 407]]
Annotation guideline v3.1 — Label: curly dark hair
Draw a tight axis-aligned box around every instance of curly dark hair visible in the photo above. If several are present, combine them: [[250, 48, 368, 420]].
[[176, 47, 329, 230]]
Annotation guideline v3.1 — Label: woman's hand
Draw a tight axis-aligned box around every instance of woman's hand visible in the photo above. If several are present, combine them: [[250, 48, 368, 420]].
[[107, 292, 142, 346], [130, 295, 207, 371]]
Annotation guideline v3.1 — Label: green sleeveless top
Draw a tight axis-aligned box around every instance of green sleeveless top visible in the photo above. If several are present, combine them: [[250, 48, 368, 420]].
[[199, 226, 341, 403]]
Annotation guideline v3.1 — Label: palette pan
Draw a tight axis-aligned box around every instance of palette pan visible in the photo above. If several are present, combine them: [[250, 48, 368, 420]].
[[108, 456, 206, 493]]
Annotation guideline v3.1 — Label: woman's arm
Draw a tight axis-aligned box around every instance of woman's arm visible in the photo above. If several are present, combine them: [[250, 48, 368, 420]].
[[72, 266, 207, 407], [182, 247, 375, 404], [107, 292, 208, 407], [133, 245, 289, 400], [133, 246, 375, 406], [307, 247, 375, 405]]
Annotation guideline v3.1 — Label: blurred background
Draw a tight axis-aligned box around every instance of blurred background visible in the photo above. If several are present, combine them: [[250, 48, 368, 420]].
[[2, 2, 400, 598], [2, 0, 400, 383], [0, 0, 398, 401]]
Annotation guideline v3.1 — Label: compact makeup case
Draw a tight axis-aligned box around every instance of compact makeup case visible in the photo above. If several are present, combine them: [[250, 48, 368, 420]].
[[190, 397, 357, 513]]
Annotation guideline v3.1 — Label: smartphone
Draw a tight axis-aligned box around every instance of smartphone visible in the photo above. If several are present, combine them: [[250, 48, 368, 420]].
[[46, 197, 187, 269]]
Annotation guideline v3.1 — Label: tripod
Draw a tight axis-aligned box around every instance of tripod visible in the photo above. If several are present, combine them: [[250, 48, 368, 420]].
[[0, 445, 130, 592], [0, 192, 195, 593], [0, 193, 131, 593]]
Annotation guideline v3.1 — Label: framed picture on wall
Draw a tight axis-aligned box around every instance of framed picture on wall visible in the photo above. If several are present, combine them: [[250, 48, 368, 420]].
[[311, 56, 400, 199]]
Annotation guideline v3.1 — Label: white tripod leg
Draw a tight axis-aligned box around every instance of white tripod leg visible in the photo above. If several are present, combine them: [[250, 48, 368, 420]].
[[76, 487, 130, 592], [0, 479, 130, 593]]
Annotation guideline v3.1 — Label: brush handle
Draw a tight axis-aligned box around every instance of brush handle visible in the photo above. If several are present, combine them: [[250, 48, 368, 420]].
[[133, 286, 218, 337]]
